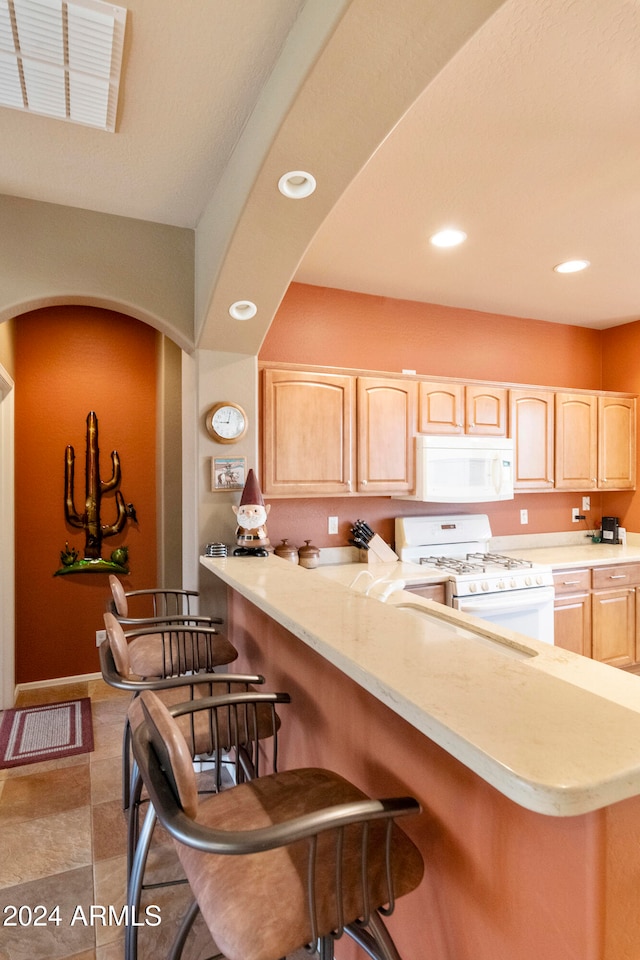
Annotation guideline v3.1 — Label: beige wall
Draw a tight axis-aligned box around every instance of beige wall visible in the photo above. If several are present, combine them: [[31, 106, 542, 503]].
[[0, 196, 195, 351], [0, 317, 15, 378]]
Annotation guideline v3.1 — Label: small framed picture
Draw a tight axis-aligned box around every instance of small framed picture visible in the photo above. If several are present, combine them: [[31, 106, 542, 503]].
[[212, 456, 246, 491]]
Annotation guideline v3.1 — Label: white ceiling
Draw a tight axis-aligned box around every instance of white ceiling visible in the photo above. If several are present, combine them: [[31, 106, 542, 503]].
[[0, 0, 637, 348]]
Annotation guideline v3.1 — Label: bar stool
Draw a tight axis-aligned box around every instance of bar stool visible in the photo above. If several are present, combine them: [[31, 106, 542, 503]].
[[132, 690, 424, 960], [108, 574, 223, 627], [101, 611, 238, 808], [126, 687, 290, 960]]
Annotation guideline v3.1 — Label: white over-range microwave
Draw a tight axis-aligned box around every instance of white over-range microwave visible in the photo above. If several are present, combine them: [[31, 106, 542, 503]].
[[397, 434, 515, 503]]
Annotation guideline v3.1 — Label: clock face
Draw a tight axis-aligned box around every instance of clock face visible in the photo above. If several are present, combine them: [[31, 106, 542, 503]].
[[206, 402, 248, 443]]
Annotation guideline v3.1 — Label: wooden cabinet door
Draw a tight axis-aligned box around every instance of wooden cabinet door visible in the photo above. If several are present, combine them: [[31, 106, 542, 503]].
[[554, 393, 598, 489], [356, 377, 417, 493], [465, 385, 508, 436], [598, 396, 636, 490], [418, 382, 464, 434], [553, 569, 591, 657], [554, 594, 591, 657], [592, 588, 636, 667], [510, 389, 555, 490], [262, 369, 355, 496]]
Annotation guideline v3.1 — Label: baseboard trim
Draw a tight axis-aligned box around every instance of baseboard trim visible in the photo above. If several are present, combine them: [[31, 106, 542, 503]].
[[15, 671, 103, 696]]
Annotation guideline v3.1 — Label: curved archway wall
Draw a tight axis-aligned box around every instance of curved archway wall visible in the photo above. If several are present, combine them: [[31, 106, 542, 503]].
[[14, 305, 165, 684]]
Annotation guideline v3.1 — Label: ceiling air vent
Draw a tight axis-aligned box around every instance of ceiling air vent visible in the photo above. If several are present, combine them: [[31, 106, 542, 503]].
[[0, 0, 126, 132]]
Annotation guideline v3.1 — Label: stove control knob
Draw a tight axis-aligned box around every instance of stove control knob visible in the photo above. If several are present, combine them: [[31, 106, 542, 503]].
[[536, 575, 543, 585], [525, 576, 532, 586], [498, 580, 505, 590], [481, 581, 489, 591], [510, 579, 517, 589], [469, 583, 478, 593]]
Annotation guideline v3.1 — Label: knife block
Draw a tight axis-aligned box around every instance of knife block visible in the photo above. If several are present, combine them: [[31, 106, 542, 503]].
[[360, 534, 399, 563]]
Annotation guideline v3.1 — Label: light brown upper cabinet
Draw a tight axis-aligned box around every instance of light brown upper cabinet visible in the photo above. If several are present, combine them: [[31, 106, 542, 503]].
[[554, 393, 598, 489], [356, 377, 417, 493], [262, 369, 355, 496], [418, 382, 507, 436], [555, 393, 636, 490], [598, 395, 636, 490], [509, 389, 555, 490]]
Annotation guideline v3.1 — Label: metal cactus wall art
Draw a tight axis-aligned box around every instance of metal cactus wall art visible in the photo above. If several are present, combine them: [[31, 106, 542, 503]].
[[55, 411, 136, 575]]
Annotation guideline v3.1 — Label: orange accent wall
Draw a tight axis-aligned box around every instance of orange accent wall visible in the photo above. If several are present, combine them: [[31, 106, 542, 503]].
[[600, 320, 640, 534], [261, 283, 603, 387], [258, 283, 617, 547], [14, 306, 158, 684]]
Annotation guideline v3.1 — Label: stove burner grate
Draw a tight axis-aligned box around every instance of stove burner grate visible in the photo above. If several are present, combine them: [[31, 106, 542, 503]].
[[466, 552, 533, 570], [419, 556, 487, 574]]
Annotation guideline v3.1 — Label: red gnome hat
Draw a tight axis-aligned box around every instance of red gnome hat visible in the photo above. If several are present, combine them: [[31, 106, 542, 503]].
[[239, 469, 264, 506]]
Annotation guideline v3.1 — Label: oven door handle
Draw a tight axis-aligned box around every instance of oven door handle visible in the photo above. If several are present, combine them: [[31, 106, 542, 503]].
[[456, 587, 555, 616]]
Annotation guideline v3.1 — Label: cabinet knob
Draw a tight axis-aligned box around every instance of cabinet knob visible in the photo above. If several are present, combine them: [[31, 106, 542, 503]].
[[361, 480, 368, 486]]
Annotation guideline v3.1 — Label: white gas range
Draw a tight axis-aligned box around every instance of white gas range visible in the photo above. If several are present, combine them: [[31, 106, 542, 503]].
[[395, 514, 555, 644]]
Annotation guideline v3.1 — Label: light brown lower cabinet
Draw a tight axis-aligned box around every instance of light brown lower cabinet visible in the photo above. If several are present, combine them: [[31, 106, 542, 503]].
[[554, 563, 640, 667], [553, 569, 591, 657], [403, 583, 446, 604]]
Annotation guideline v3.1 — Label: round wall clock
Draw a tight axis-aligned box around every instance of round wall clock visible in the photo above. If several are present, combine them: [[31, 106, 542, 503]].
[[205, 401, 248, 443]]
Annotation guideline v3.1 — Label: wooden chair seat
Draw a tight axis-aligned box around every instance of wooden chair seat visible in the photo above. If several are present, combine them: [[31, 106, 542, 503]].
[[125, 626, 237, 678], [177, 767, 424, 960], [104, 611, 237, 679], [127, 682, 282, 759], [132, 691, 424, 960]]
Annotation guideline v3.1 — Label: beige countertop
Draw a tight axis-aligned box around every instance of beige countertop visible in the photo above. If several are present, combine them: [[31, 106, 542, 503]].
[[499, 542, 640, 569], [313, 559, 447, 589], [202, 552, 640, 819]]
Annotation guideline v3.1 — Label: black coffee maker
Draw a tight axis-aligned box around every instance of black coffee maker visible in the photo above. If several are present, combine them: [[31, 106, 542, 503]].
[[601, 516, 620, 543]]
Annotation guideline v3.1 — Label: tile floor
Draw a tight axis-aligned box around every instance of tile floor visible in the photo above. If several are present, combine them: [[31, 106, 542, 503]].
[[0, 679, 215, 960]]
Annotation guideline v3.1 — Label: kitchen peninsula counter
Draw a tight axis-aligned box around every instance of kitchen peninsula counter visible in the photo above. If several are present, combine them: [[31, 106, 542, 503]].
[[201, 553, 640, 817], [201, 553, 640, 960]]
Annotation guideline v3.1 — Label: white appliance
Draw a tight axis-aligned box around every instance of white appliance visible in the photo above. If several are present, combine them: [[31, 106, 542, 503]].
[[397, 434, 514, 503], [395, 514, 554, 644]]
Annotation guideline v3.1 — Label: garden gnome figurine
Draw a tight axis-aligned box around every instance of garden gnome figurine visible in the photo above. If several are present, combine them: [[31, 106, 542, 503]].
[[232, 469, 271, 556]]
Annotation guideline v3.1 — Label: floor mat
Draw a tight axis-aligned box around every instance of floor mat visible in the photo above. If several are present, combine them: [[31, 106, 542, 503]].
[[0, 698, 93, 768]]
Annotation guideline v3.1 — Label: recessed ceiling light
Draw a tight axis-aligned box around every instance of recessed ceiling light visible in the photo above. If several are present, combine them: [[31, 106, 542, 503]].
[[229, 300, 257, 321], [430, 228, 467, 248], [278, 171, 317, 199], [554, 259, 590, 274]]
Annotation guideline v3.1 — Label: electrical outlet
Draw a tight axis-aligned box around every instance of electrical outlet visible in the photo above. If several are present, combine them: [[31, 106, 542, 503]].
[[520, 509, 528, 524], [572, 508, 580, 523], [328, 516, 338, 535], [96, 629, 107, 647], [582, 496, 591, 512]]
